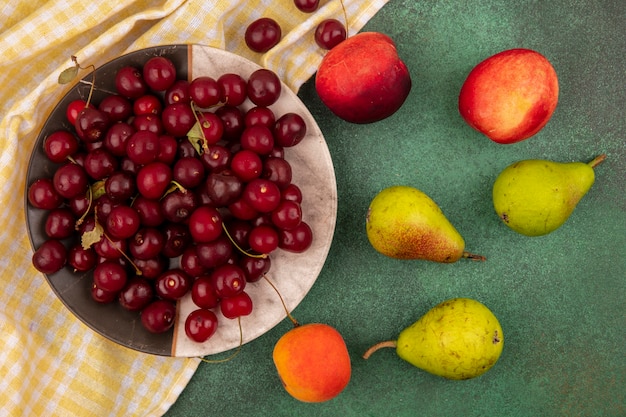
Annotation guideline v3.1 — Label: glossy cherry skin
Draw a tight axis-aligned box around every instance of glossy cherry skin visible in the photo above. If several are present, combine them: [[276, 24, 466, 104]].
[[220, 291, 253, 319], [294, 0, 319, 12], [141, 299, 176, 333], [185, 309, 218, 343], [32, 239, 67, 274], [245, 18, 282, 53], [155, 268, 192, 300], [119, 277, 154, 311], [315, 19, 347, 50]]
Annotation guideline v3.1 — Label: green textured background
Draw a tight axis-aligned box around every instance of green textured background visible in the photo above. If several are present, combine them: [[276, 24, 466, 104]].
[[166, 1, 625, 416]]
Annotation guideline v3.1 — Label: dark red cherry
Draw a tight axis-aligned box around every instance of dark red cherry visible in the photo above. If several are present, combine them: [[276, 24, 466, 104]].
[[75, 107, 110, 143], [189, 76, 222, 108], [43, 130, 79, 163], [191, 276, 220, 309], [143, 56, 177, 91], [32, 239, 67, 274], [247, 69, 281, 107], [28, 178, 64, 210], [294, 0, 320, 13], [155, 268, 192, 300], [115, 66, 148, 99], [273, 112, 306, 147], [98, 94, 133, 122], [185, 309, 218, 343], [220, 291, 253, 319], [245, 18, 282, 53], [314, 19, 347, 50], [141, 299, 176, 333], [118, 277, 154, 311]]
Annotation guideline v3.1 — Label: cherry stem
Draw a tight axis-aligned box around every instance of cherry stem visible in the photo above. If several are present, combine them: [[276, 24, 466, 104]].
[[105, 232, 142, 275], [362, 340, 397, 359], [159, 181, 188, 202], [75, 184, 93, 228], [462, 251, 486, 261], [262, 274, 300, 327], [199, 317, 243, 364], [587, 154, 607, 168], [88, 205, 141, 275], [221, 223, 267, 259], [340, 0, 349, 37], [190, 102, 209, 153], [170, 180, 188, 194], [72, 56, 96, 107]]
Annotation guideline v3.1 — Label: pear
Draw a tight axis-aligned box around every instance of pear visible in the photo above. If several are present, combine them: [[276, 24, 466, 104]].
[[363, 298, 504, 380], [493, 154, 606, 236], [366, 185, 484, 262]]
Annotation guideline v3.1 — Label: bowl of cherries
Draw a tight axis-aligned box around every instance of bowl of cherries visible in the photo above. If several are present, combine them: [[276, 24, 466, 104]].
[[25, 44, 337, 357]]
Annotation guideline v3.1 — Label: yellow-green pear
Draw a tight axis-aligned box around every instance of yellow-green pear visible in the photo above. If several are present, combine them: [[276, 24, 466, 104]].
[[493, 154, 606, 236], [366, 185, 484, 262], [363, 298, 504, 380]]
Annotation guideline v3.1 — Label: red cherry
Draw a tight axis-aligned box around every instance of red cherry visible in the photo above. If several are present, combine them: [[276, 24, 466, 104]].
[[119, 277, 154, 311], [136, 162, 172, 199], [185, 309, 218, 343], [28, 178, 64, 210], [279, 221, 313, 253], [143, 56, 177, 91], [155, 268, 192, 300], [93, 261, 127, 293], [191, 276, 221, 309], [66, 99, 90, 125], [245, 18, 282, 53], [188, 205, 223, 243], [294, 0, 319, 13], [44, 130, 79, 163], [220, 291, 253, 319], [211, 264, 247, 298], [315, 19, 347, 50], [32, 239, 67, 274], [141, 300, 176, 333]]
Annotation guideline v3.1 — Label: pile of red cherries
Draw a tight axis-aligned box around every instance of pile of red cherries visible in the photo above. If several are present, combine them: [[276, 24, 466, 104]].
[[28, 55, 312, 343]]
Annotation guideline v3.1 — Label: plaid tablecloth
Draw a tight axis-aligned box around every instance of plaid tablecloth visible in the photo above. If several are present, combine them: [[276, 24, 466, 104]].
[[0, 1, 388, 416]]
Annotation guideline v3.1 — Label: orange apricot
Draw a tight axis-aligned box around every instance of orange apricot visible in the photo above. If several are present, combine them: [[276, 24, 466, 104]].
[[272, 323, 351, 402]]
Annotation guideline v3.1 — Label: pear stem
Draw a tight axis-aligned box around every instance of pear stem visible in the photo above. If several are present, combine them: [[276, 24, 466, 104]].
[[462, 251, 486, 261], [587, 154, 607, 168], [362, 340, 397, 359]]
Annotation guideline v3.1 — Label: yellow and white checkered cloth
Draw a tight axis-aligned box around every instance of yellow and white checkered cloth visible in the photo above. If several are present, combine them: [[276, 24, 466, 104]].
[[0, 1, 388, 416]]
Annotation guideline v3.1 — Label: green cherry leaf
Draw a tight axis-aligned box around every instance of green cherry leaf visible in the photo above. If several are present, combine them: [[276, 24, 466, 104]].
[[162, 180, 188, 199], [186, 121, 207, 155], [58, 66, 79, 84], [90, 180, 106, 200], [81, 220, 104, 249]]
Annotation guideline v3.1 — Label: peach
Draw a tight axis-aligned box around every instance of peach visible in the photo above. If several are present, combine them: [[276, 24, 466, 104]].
[[272, 323, 351, 402], [315, 32, 411, 124], [458, 48, 559, 144]]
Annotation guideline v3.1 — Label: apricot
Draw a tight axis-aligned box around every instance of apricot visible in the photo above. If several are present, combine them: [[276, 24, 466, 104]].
[[272, 323, 351, 402]]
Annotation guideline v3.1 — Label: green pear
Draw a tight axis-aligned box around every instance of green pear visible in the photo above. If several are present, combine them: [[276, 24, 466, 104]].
[[492, 154, 606, 236], [366, 185, 484, 262], [363, 298, 504, 380]]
